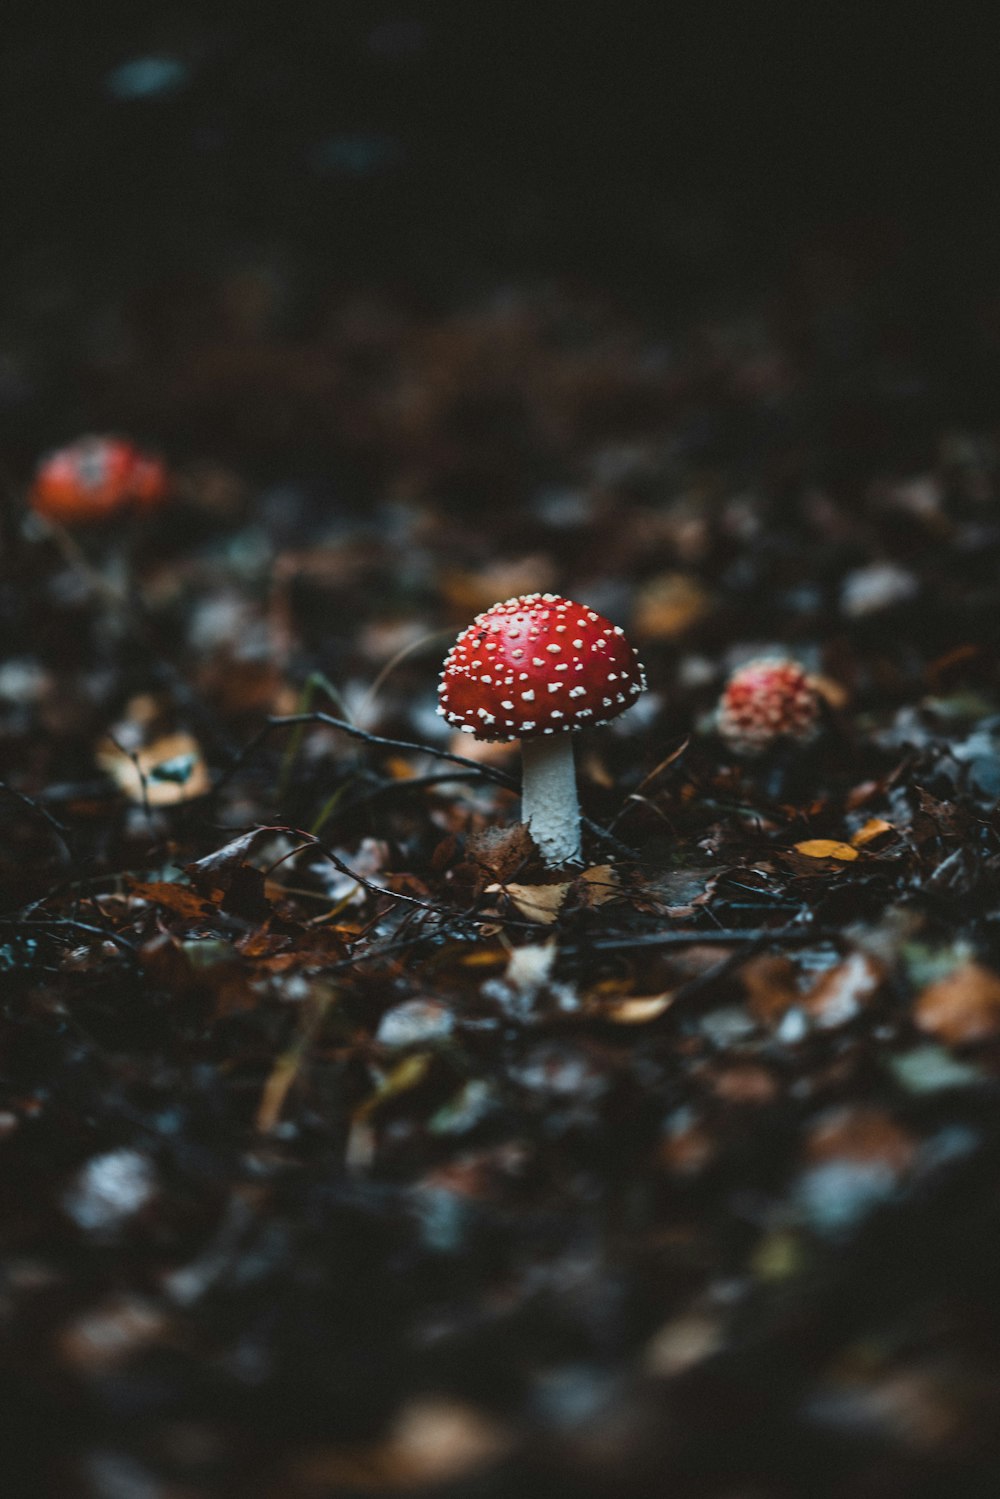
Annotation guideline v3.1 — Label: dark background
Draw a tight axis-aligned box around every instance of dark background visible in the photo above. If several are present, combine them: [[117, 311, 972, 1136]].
[[2, 4, 999, 468]]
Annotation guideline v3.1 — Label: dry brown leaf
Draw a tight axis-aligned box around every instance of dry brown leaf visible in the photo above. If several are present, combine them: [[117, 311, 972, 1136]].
[[466, 822, 536, 882], [794, 839, 859, 861], [487, 881, 570, 923], [741, 954, 801, 1024], [914, 961, 1000, 1046], [97, 731, 211, 806], [576, 863, 622, 907]]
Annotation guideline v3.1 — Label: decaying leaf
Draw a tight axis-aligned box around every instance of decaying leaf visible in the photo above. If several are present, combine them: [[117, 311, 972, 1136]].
[[96, 731, 211, 805], [127, 880, 216, 919], [575, 863, 622, 907], [466, 822, 536, 882], [184, 829, 277, 920], [486, 880, 571, 923]]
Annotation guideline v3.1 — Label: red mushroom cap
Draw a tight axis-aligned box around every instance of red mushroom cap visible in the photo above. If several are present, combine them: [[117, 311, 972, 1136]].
[[30, 436, 170, 524], [717, 657, 820, 756], [438, 593, 645, 742]]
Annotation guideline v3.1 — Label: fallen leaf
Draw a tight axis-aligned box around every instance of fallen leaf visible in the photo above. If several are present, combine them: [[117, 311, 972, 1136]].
[[595, 992, 675, 1024], [466, 822, 536, 882], [803, 952, 883, 1029], [852, 818, 893, 847], [914, 961, 1000, 1046], [576, 863, 622, 907], [742, 953, 801, 1024], [126, 880, 215, 919], [794, 839, 859, 861], [96, 731, 211, 806], [487, 881, 570, 923]]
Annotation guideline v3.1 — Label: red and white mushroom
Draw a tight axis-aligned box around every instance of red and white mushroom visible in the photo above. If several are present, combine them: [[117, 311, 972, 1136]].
[[438, 593, 646, 865], [717, 657, 821, 756], [30, 436, 170, 526]]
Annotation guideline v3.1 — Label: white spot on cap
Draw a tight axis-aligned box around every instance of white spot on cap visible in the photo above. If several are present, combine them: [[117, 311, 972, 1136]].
[[521, 689, 535, 701]]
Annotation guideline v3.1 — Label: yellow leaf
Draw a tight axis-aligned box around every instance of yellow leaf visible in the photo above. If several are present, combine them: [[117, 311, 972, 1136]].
[[356, 1053, 432, 1121], [851, 818, 893, 847], [793, 839, 859, 861]]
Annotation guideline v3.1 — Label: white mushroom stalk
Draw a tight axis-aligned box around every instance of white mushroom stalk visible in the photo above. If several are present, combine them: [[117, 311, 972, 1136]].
[[519, 731, 582, 865], [437, 593, 646, 869]]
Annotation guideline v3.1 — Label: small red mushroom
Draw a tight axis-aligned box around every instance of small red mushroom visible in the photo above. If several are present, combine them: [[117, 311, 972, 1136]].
[[30, 436, 169, 525], [717, 657, 821, 756], [438, 593, 646, 864]]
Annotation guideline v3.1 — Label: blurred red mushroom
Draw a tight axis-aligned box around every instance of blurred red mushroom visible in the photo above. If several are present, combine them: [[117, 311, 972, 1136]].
[[30, 436, 169, 525], [717, 657, 821, 756]]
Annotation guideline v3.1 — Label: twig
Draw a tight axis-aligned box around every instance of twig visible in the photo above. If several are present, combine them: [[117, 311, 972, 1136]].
[[215, 711, 638, 855], [0, 915, 138, 958], [0, 780, 73, 862], [562, 922, 840, 955]]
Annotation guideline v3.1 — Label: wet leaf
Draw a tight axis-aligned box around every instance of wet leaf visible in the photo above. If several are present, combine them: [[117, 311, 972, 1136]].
[[127, 879, 216, 919]]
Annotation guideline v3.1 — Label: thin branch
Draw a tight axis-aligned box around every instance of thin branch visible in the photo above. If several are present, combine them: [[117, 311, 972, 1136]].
[[0, 779, 74, 862]]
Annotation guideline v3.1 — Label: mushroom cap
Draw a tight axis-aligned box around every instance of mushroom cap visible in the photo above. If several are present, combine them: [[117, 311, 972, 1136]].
[[30, 436, 170, 524], [717, 656, 820, 756], [438, 593, 646, 742]]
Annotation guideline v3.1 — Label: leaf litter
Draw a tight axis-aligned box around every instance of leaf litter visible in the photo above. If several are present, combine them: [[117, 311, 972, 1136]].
[[5, 193, 1000, 1499]]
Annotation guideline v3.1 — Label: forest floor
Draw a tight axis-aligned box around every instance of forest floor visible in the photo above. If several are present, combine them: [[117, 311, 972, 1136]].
[[4, 250, 1000, 1498]]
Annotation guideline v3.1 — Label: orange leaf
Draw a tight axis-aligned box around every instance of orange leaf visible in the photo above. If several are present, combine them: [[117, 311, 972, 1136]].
[[851, 818, 893, 847]]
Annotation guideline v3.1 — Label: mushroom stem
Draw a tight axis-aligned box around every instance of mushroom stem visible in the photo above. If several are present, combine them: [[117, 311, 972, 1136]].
[[520, 734, 582, 866]]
